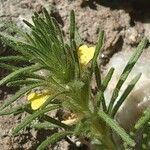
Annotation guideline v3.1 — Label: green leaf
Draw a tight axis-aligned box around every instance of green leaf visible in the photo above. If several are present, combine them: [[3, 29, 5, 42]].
[[37, 131, 72, 150], [1, 31, 53, 67], [139, 123, 150, 150], [12, 105, 60, 135], [75, 26, 82, 47], [0, 63, 19, 71], [65, 81, 90, 112], [96, 67, 115, 112], [91, 31, 104, 75], [40, 91, 66, 109], [23, 19, 34, 28], [70, 40, 79, 79], [6, 79, 39, 87], [91, 31, 104, 106], [0, 32, 27, 54], [70, 10, 75, 42], [0, 19, 28, 39], [0, 104, 28, 116], [52, 17, 64, 45], [0, 56, 28, 62], [25, 32, 36, 45], [95, 64, 101, 90], [32, 30, 49, 51], [92, 31, 105, 111], [69, 10, 81, 80], [102, 67, 115, 91], [0, 83, 43, 111], [0, 64, 41, 86], [43, 8, 57, 38], [108, 37, 148, 114], [43, 115, 70, 129], [102, 67, 114, 111], [112, 73, 141, 117], [135, 108, 150, 130], [69, 11, 80, 79], [98, 111, 135, 147], [32, 15, 59, 45]]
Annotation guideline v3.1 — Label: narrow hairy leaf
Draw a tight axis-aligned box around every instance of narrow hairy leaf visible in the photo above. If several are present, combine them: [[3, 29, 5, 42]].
[[102, 67, 115, 91], [71, 40, 80, 79], [43, 115, 70, 129], [43, 8, 56, 37], [0, 83, 43, 111], [91, 31, 104, 75], [25, 33, 36, 45], [0, 56, 27, 62], [52, 17, 64, 45], [6, 79, 39, 87], [0, 33, 25, 56], [0, 19, 28, 38], [91, 31, 106, 103], [95, 91, 106, 112], [37, 131, 72, 150], [75, 27, 82, 47], [135, 108, 150, 130], [32, 15, 59, 45], [40, 91, 66, 109], [70, 10, 75, 42], [108, 37, 148, 114], [95, 64, 101, 89], [69, 11, 81, 79], [32, 31, 49, 51], [24, 106, 70, 130], [1, 30, 54, 67], [91, 31, 104, 109], [96, 67, 114, 111], [0, 64, 40, 86], [32, 122, 58, 129], [0, 63, 19, 71], [12, 105, 60, 135], [23, 19, 34, 28], [139, 123, 150, 150], [98, 111, 135, 147], [0, 104, 28, 116], [112, 73, 141, 117]]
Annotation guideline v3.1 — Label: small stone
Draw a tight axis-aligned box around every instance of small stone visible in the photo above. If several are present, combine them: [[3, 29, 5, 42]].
[[34, 4, 43, 13]]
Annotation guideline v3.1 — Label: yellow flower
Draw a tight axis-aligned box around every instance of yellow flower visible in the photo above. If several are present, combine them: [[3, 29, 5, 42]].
[[27, 92, 50, 110], [78, 45, 95, 66], [61, 113, 82, 126]]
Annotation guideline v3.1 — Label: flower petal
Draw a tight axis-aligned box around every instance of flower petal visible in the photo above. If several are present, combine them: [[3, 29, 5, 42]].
[[27, 92, 49, 110], [78, 45, 95, 66]]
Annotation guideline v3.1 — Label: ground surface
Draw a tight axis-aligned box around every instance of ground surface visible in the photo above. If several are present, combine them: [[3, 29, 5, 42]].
[[0, 0, 150, 149]]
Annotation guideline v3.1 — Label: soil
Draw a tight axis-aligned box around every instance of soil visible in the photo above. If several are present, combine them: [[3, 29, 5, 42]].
[[0, 0, 150, 149]]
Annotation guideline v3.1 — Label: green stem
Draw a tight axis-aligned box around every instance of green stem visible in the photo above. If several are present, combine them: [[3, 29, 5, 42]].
[[91, 116, 116, 150], [102, 136, 116, 150]]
